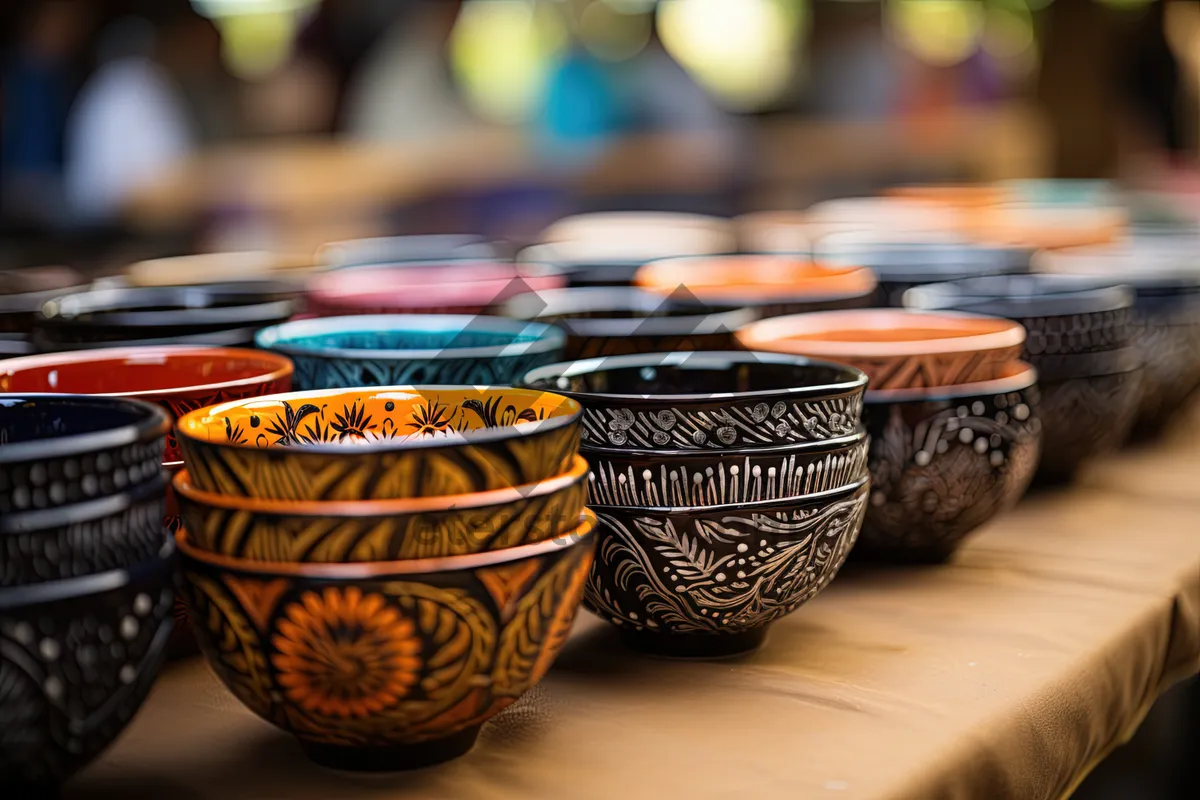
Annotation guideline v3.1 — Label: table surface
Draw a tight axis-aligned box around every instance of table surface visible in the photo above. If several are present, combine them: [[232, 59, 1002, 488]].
[[67, 409, 1200, 800]]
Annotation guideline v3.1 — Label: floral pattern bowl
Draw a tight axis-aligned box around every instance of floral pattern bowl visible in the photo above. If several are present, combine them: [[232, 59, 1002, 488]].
[[176, 386, 582, 501], [736, 309, 1027, 390], [520, 351, 867, 452], [256, 314, 566, 391], [174, 455, 588, 561], [176, 511, 596, 770]]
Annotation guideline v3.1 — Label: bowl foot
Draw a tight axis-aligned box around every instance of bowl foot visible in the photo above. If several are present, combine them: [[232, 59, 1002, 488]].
[[616, 627, 768, 659], [299, 727, 481, 772]]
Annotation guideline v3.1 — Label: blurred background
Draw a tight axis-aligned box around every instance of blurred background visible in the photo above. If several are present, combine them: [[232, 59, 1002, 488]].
[[1, 0, 1199, 272]]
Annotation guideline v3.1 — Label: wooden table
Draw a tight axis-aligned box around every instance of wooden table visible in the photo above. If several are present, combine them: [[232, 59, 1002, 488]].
[[68, 409, 1200, 800]]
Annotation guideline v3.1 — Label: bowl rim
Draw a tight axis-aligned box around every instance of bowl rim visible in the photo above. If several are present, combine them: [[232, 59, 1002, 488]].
[[32, 325, 271, 350], [1032, 241, 1200, 290], [634, 254, 878, 304], [520, 350, 868, 402], [0, 471, 168, 534], [316, 234, 497, 268], [176, 508, 596, 577], [0, 346, 294, 399], [813, 235, 1029, 281], [864, 360, 1038, 403], [175, 384, 582, 455], [255, 314, 567, 361], [0, 394, 171, 464], [38, 285, 297, 327], [736, 308, 1027, 358], [173, 454, 589, 516], [581, 428, 867, 459], [902, 275, 1135, 318], [502, 286, 757, 337], [588, 474, 868, 514], [0, 539, 175, 610]]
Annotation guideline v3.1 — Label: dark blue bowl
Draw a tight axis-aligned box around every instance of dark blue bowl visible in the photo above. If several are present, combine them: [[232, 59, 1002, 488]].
[[256, 314, 567, 391]]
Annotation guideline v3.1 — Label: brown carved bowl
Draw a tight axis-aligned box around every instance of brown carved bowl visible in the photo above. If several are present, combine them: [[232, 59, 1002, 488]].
[[859, 361, 1042, 563], [736, 309, 1026, 390], [176, 511, 597, 771]]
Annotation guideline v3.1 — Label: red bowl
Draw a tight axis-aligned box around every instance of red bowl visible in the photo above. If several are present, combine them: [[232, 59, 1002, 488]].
[[0, 346, 294, 463], [304, 262, 565, 316]]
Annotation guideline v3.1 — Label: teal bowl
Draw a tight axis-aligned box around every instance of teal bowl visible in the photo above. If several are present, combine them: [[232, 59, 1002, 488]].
[[255, 314, 567, 391]]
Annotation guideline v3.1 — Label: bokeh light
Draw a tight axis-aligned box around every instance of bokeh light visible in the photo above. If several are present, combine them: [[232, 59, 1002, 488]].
[[578, 1, 654, 62], [657, 0, 809, 111], [192, 0, 317, 79], [983, 0, 1039, 80], [886, 0, 986, 67]]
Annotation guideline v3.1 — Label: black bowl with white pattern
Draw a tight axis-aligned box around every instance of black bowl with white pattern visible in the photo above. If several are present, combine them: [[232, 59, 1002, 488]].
[[521, 351, 867, 451], [0, 395, 170, 515], [0, 541, 175, 795]]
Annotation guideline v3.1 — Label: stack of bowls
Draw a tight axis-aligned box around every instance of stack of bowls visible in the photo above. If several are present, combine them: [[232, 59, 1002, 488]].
[[171, 385, 595, 770], [904, 276, 1142, 482], [503, 287, 756, 360], [256, 314, 566, 391], [31, 282, 298, 352], [0, 267, 88, 356], [522, 352, 870, 658], [0, 346, 295, 654], [1035, 237, 1200, 436], [316, 234, 500, 268], [739, 310, 1041, 562], [1, 394, 176, 795], [634, 254, 877, 318]]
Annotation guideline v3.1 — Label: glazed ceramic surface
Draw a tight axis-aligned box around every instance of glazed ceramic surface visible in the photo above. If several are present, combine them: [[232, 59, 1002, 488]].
[[860, 362, 1041, 562], [0, 347, 294, 463], [516, 244, 647, 287], [635, 255, 877, 317], [0, 395, 169, 513], [0, 267, 88, 334], [123, 252, 312, 288], [177, 514, 596, 770], [176, 456, 588, 561], [0, 544, 175, 795], [0, 334, 29, 357], [317, 234, 499, 269], [736, 309, 1026, 390], [587, 479, 868, 657], [256, 315, 564, 391], [521, 351, 866, 451], [584, 432, 869, 507], [539, 212, 736, 263], [177, 386, 582, 501], [503, 287, 755, 360], [1035, 370, 1142, 482], [734, 210, 811, 254]]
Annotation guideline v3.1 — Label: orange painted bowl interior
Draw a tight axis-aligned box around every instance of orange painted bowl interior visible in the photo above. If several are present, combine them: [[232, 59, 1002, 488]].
[[882, 184, 1010, 208], [736, 309, 1027, 390], [539, 212, 737, 261], [966, 205, 1127, 250], [634, 255, 877, 303]]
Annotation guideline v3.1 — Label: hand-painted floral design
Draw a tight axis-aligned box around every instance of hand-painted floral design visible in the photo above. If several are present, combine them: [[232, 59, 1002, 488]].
[[407, 400, 457, 436], [331, 401, 376, 441]]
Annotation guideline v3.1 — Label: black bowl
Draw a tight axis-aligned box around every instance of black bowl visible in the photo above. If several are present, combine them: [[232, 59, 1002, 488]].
[[521, 351, 867, 451], [0, 333, 30, 357], [0, 543, 175, 795], [503, 287, 756, 360], [587, 479, 868, 657], [815, 236, 1029, 307], [0, 395, 170, 514], [30, 325, 268, 353], [319, 235, 500, 268], [1035, 369, 1142, 483], [0, 267, 89, 334], [33, 284, 297, 348], [517, 244, 646, 287], [583, 431, 869, 507], [859, 362, 1041, 563], [1, 471, 168, 587]]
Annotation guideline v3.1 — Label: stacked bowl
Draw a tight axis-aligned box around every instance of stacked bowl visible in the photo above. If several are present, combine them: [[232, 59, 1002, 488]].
[[739, 310, 1041, 563], [1, 394, 176, 795], [904, 276, 1142, 482], [522, 352, 870, 658], [316, 234, 500, 269], [170, 385, 595, 770], [0, 266, 88, 356]]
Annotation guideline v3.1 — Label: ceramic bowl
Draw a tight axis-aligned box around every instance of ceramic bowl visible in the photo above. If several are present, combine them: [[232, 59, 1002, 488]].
[[516, 244, 648, 287], [0, 543, 175, 795], [801, 197, 968, 241], [0, 333, 30, 356], [123, 252, 314, 288], [256, 315, 565, 391], [813, 234, 1028, 307], [521, 351, 866, 451], [539, 211, 736, 261], [1, 471, 167, 587], [0, 347, 294, 463], [0, 395, 170, 514], [734, 210, 811, 255], [587, 479, 868, 657], [736, 309, 1026, 390], [584, 431, 869, 507], [30, 324, 274, 352], [0, 266, 89, 334], [304, 263, 563, 317], [177, 385, 582, 501], [33, 284, 297, 350], [970, 203, 1126, 249], [859, 362, 1041, 563], [1031, 365, 1142, 483], [317, 235, 499, 269], [1034, 240, 1200, 435], [502, 287, 755, 360], [177, 512, 596, 771], [634, 255, 877, 317], [175, 455, 588, 561]]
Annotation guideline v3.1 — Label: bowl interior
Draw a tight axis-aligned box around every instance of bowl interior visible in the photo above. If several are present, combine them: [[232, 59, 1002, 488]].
[[260, 316, 560, 356], [636, 256, 875, 300], [0, 395, 158, 446], [178, 386, 580, 450], [0, 348, 291, 395], [740, 310, 1024, 353]]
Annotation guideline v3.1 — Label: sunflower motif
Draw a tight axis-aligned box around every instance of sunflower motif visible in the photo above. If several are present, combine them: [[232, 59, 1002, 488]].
[[271, 587, 422, 718], [331, 401, 376, 441], [407, 400, 458, 436]]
